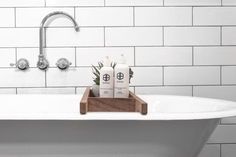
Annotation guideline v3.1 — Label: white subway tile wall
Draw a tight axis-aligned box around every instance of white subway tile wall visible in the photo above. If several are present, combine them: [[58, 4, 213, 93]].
[[0, 0, 235, 156]]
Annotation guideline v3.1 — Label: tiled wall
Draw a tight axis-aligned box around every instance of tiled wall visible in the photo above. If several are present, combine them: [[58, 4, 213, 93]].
[[0, 0, 236, 156]]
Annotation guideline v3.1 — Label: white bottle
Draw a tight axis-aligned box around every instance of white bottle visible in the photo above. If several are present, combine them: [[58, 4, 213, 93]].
[[99, 56, 114, 98], [114, 54, 129, 98]]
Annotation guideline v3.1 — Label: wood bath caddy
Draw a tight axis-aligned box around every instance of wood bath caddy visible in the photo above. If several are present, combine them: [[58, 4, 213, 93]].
[[80, 87, 147, 115]]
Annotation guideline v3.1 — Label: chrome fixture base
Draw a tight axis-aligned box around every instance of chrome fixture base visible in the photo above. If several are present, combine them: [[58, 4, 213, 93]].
[[37, 55, 49, 70], [56, 58, 72, 70], [10, 58, 30, 71]]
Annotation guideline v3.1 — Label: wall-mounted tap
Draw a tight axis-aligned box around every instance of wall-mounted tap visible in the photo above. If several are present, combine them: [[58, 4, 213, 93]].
[[10, 58, 30, 71], [38, 11, 79, 70]]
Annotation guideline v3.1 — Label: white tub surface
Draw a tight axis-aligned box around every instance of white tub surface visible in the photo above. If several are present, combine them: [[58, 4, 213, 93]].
[[0, 94, 235, 120]]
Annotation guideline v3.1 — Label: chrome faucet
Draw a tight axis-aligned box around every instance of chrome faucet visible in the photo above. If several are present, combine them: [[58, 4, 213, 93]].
[[38, 11, 79, 70]]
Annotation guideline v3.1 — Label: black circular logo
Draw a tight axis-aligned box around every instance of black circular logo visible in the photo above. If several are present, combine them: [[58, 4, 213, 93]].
[[117, 72, 124, 80], [103, 74, 110, 81]]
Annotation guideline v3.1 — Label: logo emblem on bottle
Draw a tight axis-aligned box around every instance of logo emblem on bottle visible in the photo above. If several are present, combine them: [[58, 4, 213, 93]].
[[117, 72, 124, 80], [103, 74, 110, 81]]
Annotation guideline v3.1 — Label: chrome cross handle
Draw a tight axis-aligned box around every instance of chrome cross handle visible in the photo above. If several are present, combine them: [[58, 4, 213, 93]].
[[10, 58, 29, 71], [56, 58, 72, 70]]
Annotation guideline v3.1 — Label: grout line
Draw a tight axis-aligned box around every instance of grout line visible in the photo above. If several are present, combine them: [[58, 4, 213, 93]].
[[15, 48, 17, 63], [162, 66, 164, 86], [133, 7, 135, 26], [45, 71, 47, 87], [14, 8, 16, 27], [220, 144, 222, 157], [208, 142, 236, 144], [162, 27, 164, 46], [0, 65, 236, 68], [1, 84, 236, 89], [220, 26, 223, 46], [16, 88, 18, 94], [192, 47, 194, 66], [220, 66, 222, 85], [192, 7, 194, 26], [192, 86, 194, 96], [133, 47, 136, 66], [103, 27, 106, 47], [74, 6, 76, 19], [74, 47, 77, 66], [0, 45, 235, 48], [0, 25, 235, 28], [0, 5, 230, 8], [75, 87, 77, 94], [104, 0, 106, 6]]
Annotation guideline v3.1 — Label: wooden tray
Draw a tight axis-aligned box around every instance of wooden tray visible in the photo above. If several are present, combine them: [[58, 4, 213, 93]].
[[80, 87, 147, 115]]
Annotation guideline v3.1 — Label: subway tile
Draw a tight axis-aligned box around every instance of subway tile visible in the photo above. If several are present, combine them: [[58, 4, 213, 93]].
[[222, 144, 236, 157], [209, 125, 236, 143], [46, 67, 93, 87], [222, 66, 236, 85], [17, 88, 75, 94], [0, 28, 38, 47], [106, 27, 162, 46], [135, 7, 192, 26], [76, 7, 133, 26], [17, 48, 38, 68], [198, 144, 220, 157], [194, 7, 236, 25], [16, 8, 74, 27], [0, 0, 44, 7], [47, 28, 104, 47], [223, 0, 236, 5], [135, 47, 192, 66], [130, 67, 162, 86], [164, 27, 220, 46], [0, 88, 16, 94], [46, 48, 76, 67], [135, 86, 192, 96], [193, 86, 236, 102], [194, 47, 236, 65], [46, 0, 104, 6], [106, 0, 163, 6], [0, 9, 14, 27], [0, 49, 15, 67], [76, 47, 134, 66], [0, 68, 45, 87], [165, 0, 221, 6], [223, 27, 236, 45], [164, 66, 220, 85]]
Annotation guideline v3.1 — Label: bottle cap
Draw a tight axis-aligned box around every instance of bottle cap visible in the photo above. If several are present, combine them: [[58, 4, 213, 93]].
[[103, 56, 111, 67], [118, 54, 126, 64]]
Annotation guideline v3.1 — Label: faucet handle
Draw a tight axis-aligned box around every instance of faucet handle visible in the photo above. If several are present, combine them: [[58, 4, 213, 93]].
[[56, 58, 72, 70], [10, 58, 29, 71], [37, 55, 49, 70]]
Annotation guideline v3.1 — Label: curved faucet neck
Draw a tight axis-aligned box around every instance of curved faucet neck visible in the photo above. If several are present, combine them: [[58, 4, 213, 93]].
[[39, 11, 79, 56]]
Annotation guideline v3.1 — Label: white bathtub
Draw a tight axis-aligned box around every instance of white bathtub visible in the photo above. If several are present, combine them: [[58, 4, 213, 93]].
[[0, 95, 235, 157]]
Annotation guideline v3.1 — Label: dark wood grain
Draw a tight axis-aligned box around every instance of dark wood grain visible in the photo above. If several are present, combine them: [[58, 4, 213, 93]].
[[80, 87, 148, 115], [80, 87, 90, 114]]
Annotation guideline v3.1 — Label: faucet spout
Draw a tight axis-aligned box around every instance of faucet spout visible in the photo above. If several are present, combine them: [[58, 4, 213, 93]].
[[38, 11, 79, 70]]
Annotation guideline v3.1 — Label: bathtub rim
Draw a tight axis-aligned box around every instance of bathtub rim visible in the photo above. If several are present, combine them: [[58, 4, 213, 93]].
[[0, 94, 235, 121]]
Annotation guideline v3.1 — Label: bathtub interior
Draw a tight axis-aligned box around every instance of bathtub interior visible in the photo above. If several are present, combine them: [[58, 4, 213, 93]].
[[144, 95, 236, 114]]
